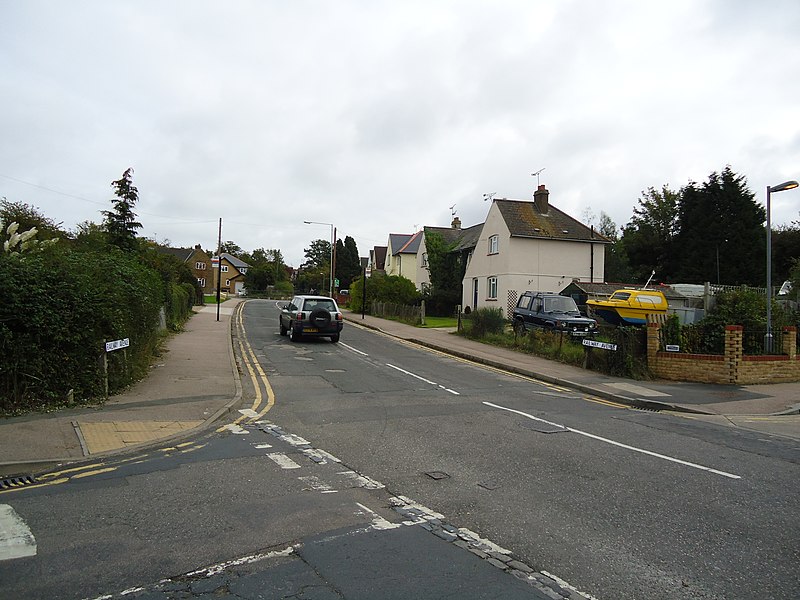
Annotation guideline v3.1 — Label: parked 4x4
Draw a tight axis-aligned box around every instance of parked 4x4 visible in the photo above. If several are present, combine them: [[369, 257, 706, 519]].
[[512, 292, 598, 337], [279, 295, 343, 342]]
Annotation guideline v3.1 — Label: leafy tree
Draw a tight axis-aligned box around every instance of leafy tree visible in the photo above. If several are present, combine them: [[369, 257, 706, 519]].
[[303, 239, 331, 270], [219, 241, 243, 256], [72, 220, 108, 251], [424, 230, 464, 314], [1, 198, 65, 240], [619, 185, 679, 282], [102, 168, 142, 252], [673, 167, 765, 285], [771, 222, 800, 284], [335, 236, 361, 289], [596, 212, 632, 282]]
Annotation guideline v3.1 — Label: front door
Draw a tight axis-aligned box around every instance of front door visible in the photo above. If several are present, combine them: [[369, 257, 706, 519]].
[[472, 278, 478, 310]]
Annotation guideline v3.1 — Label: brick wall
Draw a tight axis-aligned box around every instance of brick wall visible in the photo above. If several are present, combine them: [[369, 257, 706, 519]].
[[646, 324, 799, 384]]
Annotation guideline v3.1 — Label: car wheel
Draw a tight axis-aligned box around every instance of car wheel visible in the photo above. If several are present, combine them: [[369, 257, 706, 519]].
[[330, 333, 340, 343], [279, 321, 288, 336], [513, 319, 526, 336], [290, 326, 301, 342], [309, 308, 332, 329]]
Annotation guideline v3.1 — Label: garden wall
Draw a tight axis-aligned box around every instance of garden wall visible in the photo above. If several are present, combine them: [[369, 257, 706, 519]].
[[647, 324, 799, 384]]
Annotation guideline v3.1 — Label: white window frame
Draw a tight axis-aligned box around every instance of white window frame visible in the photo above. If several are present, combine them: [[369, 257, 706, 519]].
[[488, 276, 498, 299], [197, 277, 206, 287], [488, 235, 499, 255], [195, 262, 206, 270], [221, 265, 229, 273]]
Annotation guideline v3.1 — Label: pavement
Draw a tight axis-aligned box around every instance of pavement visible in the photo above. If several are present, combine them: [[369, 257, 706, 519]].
[[2, 299, 799, 479]]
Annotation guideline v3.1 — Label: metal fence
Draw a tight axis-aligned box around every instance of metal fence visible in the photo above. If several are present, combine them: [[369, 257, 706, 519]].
[[743, 328, 786, 356], [659, 325, 788, 356]]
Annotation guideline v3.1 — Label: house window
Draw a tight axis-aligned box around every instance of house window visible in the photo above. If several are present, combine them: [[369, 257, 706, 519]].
[[221, 265, 229, 273], [488, 235, 499, 255], [488, 276, 498, 299], [197, 277, 206, 287], [195, 262, 206, 270], [422, 253, 428, 267], [225, 279, 231, 287]]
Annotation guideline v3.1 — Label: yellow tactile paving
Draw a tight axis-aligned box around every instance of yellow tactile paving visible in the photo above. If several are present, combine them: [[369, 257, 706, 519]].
[[78, 421, 204, 454]]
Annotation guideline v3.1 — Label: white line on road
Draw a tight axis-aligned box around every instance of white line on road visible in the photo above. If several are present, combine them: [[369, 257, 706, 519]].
[[483, 401, 741, 480], [387, 363, 460, 394], [0, 504, 37, 560], [340, 342, 368, 356], [266, 453, 302, 470]]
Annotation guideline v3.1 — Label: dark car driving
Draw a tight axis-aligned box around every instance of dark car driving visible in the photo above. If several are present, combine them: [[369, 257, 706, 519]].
[[279, 295, 343, 342]]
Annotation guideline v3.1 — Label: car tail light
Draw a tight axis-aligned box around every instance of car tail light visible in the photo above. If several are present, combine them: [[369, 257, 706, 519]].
[[295, 311, 304, 320], [336, 313, 343, 322]]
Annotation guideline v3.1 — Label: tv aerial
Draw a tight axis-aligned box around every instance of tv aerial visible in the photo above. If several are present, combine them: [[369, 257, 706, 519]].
[[448, 203, 457, 216], [482, 192, 496, 202], [531, 168, 546, 185]]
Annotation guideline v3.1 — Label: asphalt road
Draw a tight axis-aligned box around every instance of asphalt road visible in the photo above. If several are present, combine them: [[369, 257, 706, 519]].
[[1, 299, 797, 599], [246, 299, 800, 600]]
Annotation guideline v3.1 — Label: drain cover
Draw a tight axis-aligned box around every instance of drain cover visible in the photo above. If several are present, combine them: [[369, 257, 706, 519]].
[[425, 471, 450, 480], [0, 474, 36, 489]]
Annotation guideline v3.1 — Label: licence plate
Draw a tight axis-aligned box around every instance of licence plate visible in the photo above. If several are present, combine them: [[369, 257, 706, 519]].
[[305, 327, 318, 332]]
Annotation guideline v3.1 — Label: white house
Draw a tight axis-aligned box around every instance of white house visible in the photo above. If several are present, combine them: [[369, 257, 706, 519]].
[[385, 232, 425, 288], [462, 185, 610, 316]]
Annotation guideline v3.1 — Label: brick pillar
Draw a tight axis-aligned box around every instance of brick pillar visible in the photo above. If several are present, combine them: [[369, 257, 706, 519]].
[[646, 322, 660, 372], [783, 326, 797, 359], [725, 325, 743, 384]]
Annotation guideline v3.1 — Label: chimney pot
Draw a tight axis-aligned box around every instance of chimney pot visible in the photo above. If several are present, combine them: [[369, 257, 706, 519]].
[[451, 216, 462, 229]]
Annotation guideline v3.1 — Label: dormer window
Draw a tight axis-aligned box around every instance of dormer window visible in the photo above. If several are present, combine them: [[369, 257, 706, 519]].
[[488, 235, 499, 255]]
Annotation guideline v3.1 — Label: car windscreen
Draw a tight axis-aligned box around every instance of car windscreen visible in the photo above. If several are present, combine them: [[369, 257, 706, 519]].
[[544, 297, 579, 313]]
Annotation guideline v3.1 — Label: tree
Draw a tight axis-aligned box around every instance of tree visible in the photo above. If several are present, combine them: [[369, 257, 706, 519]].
[[335, 236, 361, 289], [303, 239, 331, 270], [102, 168, 142, 252], [1, 198, 65, 241], [619, 186, 679, 282], [771, 222, 800, 284], [219, 241, 243, 256], [598, 212, 633, 282], [673, 167, 765, 285], [424, 230, 464, 314]]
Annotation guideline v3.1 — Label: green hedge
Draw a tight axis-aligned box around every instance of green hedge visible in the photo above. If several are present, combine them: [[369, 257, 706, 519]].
[[0, 248, 165, 413]]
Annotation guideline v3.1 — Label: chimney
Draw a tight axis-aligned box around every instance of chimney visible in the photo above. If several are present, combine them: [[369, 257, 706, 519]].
[[533, 184, 549, 215], [451, 216, 462, 229], [195, 244, 202, 250]]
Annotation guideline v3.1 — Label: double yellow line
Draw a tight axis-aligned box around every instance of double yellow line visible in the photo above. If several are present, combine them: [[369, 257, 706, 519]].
[[217, 301, 277, 432]]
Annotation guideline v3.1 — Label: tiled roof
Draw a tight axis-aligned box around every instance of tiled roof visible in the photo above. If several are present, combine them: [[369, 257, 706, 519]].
[[389, 233, 422, 255], [215, 252, 250, 268], [424, 223, 482, 252], [495, 199, 611, 244], [158, 246, 198, 262]]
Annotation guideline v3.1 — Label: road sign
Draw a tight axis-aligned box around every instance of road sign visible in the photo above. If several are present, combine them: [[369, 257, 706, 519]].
[[105, 338, 130, 352], [582, 339, 617, 351]]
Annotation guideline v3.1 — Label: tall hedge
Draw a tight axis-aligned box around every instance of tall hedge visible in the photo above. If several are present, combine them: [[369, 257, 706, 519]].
[[0, 248, 164, 413]]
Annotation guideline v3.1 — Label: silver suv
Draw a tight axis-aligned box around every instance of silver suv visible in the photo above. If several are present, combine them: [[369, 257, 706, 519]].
[[279, 295, 343, 343]]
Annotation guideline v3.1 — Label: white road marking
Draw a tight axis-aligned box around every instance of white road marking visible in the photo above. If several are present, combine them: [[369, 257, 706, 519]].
[[302, 448, 341, 464], [340, 342, 368, 356], [337, 470, 385, 489], [299, 475, 338, 494], [238, 409, 260, 418], [254, 443, 273, 449], [185, 546, 297, 578], [266, 453, 302, 470], [355, 503, 401, 530], [0, 504, 37, 560], [222, 424, 249, 435], [541, 570, 601, 600], [483, 401, 741, 480], [387, 363, 460, 394]]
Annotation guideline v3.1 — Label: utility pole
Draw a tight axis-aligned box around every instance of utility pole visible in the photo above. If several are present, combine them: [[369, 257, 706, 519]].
[[216, 218, 222, 322]]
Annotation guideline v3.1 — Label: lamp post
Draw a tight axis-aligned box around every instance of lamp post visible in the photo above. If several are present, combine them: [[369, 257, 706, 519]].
[[765, 180, 799, 349], [304, 221, 335, 295]]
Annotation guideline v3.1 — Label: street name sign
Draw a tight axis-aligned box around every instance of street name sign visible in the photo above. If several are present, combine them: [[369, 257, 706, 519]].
[[105, 338, 130, 352], [582, 339, 617, 351]]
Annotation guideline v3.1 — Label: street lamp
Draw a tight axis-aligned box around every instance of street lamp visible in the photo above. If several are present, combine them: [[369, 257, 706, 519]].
[[765, 179, 798, 348], [304, 220, 335, 295]]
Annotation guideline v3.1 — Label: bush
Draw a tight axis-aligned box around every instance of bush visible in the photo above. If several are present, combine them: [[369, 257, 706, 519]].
[[463, 308, 506, 337], [349, 273, 420, 313], [0, 247, 165, 413]]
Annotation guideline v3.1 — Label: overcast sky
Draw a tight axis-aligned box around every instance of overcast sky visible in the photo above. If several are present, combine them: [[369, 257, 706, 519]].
[[2, 1, 799, 267]]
